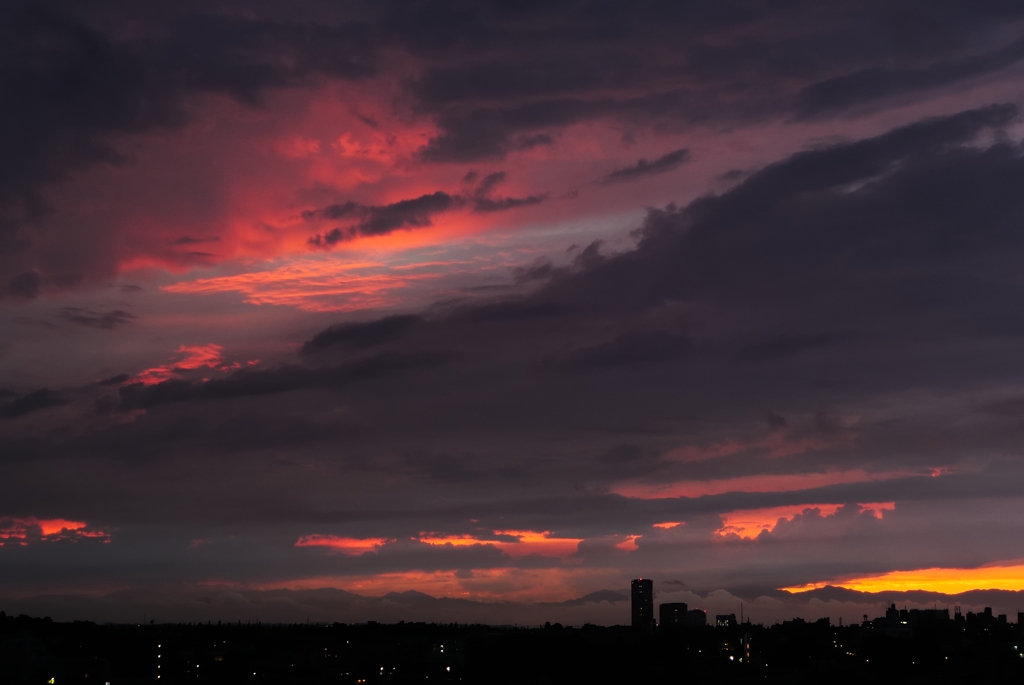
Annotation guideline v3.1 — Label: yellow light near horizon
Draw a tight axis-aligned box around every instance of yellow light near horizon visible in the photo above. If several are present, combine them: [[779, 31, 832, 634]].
[[782, 563, 1024, 594]]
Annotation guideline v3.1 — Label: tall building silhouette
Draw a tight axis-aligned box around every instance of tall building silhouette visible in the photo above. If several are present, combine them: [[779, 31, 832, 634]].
[[631, 578, 654, 631], [660, 602, 688, 627], [685, 609, 707, 627]]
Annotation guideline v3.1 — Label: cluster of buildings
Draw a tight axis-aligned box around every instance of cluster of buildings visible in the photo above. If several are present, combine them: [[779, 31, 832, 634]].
[[631, 578, 724, 631], [630, 578, 1023, 633], [863, 603, 1022, 637]]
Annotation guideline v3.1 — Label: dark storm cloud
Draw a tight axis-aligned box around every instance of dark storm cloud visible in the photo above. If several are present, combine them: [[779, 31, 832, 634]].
[[399, 451, 488, 485], [171, 236, 220, 245], [58, 103, 1024, 473], [57, 307, 135, 329], [471, 194, 546, 213], [596, 444, 643, 465], [408, 2, 1024, 161], [417, 99, 604, 163], [449, 299, 570, 324], [513, 258, 557, 284], [600, 149, 690, 184], [5, 0, 1024, 294], [7, 272, 40, 300], [339, 192, 457, 233], [739, 332, 858, 363], [305, 180, 547, 246], [307, 192, 462, 247], [0, 6, 184, 248], [198, 101, 1024, 480], [8, 102, 1024, 615], [571, 241, 604, 270], [412, 55, 645, 107], [469, 171, 547, 212], [96, 374, 130, 387], [541, 103, 1020, 313], [1, 388, 68, 419], [302, 315, 423, 354], [566, 329, 694, 369], [473, 172, 506, 197], [260, 102, 1024, 474], [797, 34, 1024, 117], [247, 470, 1024, 535], [0, 2, 375, 296]]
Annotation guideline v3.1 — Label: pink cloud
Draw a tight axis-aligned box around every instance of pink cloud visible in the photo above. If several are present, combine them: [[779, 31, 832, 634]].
[[132, 344, 259, 385], [294, 535, 390, 555], [418, 530, 583, 558]]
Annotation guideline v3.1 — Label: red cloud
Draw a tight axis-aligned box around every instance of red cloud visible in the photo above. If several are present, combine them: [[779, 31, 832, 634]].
[[294, 535, 390, 555], [0, 517, 110, 546]]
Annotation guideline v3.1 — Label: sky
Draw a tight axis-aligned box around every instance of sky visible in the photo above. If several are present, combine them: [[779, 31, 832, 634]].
[[4, 0, 1024, 625]]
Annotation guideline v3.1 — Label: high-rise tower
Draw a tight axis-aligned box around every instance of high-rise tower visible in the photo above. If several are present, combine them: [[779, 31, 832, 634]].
[[631, 578, 654, 631]]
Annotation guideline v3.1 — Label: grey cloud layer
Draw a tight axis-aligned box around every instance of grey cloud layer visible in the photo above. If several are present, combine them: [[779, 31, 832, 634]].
[[304, 173, 547, 246], [4, 106, 1024, 613], [4, 0, 1024, 619], [600, 149, 690, 184], [5, 1, 1024, 294], [0, 1, 375, 295]]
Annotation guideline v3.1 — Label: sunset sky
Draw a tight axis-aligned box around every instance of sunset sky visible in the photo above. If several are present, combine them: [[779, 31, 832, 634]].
[[4, 0, 1024, 625]]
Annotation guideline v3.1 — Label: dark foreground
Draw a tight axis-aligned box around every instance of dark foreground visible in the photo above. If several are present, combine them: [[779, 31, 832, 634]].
[[2, 611, 1023, 684]]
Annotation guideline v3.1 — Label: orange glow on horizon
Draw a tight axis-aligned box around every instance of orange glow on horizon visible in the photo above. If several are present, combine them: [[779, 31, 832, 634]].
[[294, 535, 390, 555], [782, 562, 1024, 594]]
